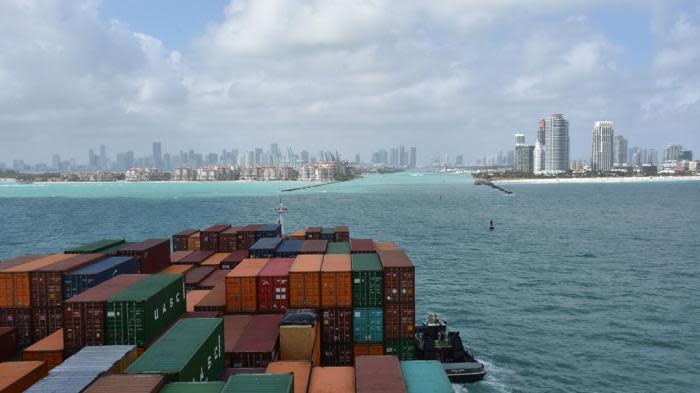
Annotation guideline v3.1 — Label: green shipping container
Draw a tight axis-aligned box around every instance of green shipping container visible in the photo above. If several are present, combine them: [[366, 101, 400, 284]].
[[353, 307, 383, 343], [222, 374, 294, 393], [351, 254, 383, 307], [325, 242, 350, 254], [105, 274, 185, 347], [65, 239, 126, 254], [385, 339, 417, 360], [160, 382, 225, 393], [400, 360, 454, 393], [127, 318, 224, 382]]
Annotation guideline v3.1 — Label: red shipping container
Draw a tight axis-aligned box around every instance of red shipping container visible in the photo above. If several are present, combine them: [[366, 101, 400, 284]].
[[175, 250, 214, 265], [231, 314, 284, 368], [320, 307, 353, 344], [320, 342, 353, 367], [117, 239, 170, 274], [31, 306, 62, 342], [201, 224, 231, 251], [355, 355, 407, 393], [0, 326, 17, 361], [378, 250, 415, 304], [221, 250, 249, 270], [239, 224, 262, 249], [350, 239, 375, 254], [62, 274, 147, 355], [334, 226, 350, 242], [0, 308, 32, 348], [31, 253, 106, 307], [220, 226, 242, 252], [306, 227, 322, 240], [185, 266, 215, 290], [22, 328, 64, 370], [193, 282, 226, 313], [224, 315, 253, 367], [173, 229, 198, 252], [383, 303, 416, 340], [257, 258, 294, 313], [299, 240, 328, 255], [170, 251, 193, 263]]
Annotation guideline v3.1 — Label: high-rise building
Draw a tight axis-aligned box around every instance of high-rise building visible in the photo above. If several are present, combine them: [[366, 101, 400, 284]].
[[399, 145, 406, 167], [515, 133, 525, 145], [99, 145, 107, 170], [152, 142, 162, 169], [663, 145, 683, 161], [88, 149, 98, 169], [680, 150, 693, 161], [533, 141, 544, 173], [515, 144, 535, 173], [613, 135, 628, 165], [455, 155, 464, 166], [537, 119, 546, 145], [591, 121, 614, 172], [255, 148, 263, 165], [389, 148, 399, 167], [355, 154, 360, 163], [544, 113, 570, 173], [409, 147, 417, 168]]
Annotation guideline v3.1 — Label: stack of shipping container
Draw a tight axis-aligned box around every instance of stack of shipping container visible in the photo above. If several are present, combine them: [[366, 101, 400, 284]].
[[379, 248, 417, 360], [320, 253, 353, 366]]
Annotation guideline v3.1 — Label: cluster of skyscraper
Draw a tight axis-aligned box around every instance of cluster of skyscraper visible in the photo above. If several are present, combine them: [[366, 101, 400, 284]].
[[515, 113, 570, 174], [370, 145, 417, 168]]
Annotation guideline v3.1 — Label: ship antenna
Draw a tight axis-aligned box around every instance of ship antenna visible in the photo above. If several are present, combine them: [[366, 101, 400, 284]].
[[275, 195, 288, 237]]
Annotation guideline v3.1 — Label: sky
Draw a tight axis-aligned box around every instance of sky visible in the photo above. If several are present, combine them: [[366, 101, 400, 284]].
[[1, 0, 699, 165]]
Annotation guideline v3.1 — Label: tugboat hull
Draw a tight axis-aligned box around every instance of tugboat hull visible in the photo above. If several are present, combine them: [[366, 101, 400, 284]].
[[443, 362, 486, 383]]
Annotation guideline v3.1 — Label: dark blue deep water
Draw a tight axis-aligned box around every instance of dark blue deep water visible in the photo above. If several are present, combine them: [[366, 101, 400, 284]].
[[1, 173, 699, 393]]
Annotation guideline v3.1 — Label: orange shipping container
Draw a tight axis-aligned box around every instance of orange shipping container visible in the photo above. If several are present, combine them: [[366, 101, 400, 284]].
[[201, 253, 231, 268], [266, 361, 312, 393], [186, 290, 210, 312], [0, 254, 74, 308], [170, 251, 193, 263], [225, 259, 269, 313], [289, 255, 323, 308], [22, 328, 64, 370], [353, 343, 384, 358], [374, 241, 400, 251], [158, 264, 193, 275], [0, 361, 47, 393], [320, 255, 351, 307], [187, 232, 201, 251], [290, 229, 306, 241], [309, 366, 355, 393]]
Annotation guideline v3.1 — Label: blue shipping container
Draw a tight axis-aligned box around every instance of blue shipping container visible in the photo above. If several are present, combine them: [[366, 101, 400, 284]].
[[400, 360, 454, 393], [255, 224, 281, 240], [63, 256, 137, 299], [249, 237, 283, 258], [353, 307, 383, 343], [274, 240, 304, 258]]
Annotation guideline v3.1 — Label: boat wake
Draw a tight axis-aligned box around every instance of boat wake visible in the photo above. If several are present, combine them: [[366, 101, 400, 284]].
[[452, 359, 513, 393]]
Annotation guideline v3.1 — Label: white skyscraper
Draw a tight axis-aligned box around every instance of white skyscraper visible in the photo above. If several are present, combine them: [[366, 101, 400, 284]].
[[544, 114, 570, 173], [533, 140, 545, 174], [591, 121, 615, 172]]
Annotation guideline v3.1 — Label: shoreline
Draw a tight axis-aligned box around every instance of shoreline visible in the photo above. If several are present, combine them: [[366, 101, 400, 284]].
[[491, 176, 700, 185]]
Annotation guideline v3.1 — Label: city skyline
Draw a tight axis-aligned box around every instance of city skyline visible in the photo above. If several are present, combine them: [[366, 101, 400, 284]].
[[1, 2, 699, 163]]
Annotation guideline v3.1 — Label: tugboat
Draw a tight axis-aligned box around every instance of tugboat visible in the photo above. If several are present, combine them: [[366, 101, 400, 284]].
[[415, 313, 486, 383]]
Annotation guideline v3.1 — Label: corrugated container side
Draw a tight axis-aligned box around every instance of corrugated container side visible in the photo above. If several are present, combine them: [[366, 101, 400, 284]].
[[63, 274, 148, 354], [117, 239, 170, 274], [0, 361, 47, 393], [351, 254, 383, 308], [31, 306, 63, 342], [187, 233, 201, 251], [378, 250, 415, 304], [309, 366, 354, 393], [224, 315, 252, 367], [0, 254, 75, 308], [31, 253, 107, 308], [289, 255, 322, 309], [220, 227, 242, 253], [105, 274, 185, 347], [320, 308, 352, 344], [249, 238, 283, 259], [355, 355, 407, 393], [0, 326, 17, 361], [257, 259, 294, 313], [225, 259, 268, 313], [334, 226, 350, 242], [305, 227, 321, 240], [384, 339, 417, 360], [320, 342, 353, 367], [400, 360, 453, 393], [265, 361, 311, 393], [82, 374, 166, 393], [201, 224, 232, 252], [222, 373, 293, 393], [231, 314, 283, 369], [0, 308, 32, 348], [290, 229, 306, 241], [320, 255, 351, 307], [384, 303, 416, 340], [173, 230, 199, 252], [353, 343, 384, 357], [352, 308, 383, 343], [22, 328, 63, 370], [63, 256, 137, 300]]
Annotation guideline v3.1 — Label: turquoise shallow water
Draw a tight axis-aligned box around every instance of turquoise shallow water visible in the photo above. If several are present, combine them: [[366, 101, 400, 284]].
[[1, 173, 699, 393]]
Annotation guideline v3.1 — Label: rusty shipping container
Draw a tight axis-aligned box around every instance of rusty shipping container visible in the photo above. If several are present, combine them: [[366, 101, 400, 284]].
[[170, 251, 193, 263], [230, 314, 283, 368], [0, 326, 17, 361], [239, 224, 262, 249], [289, 255, 323, 308], [299, 240, 328, 255], [320, 255, 352, 307], [187, 232, 201, 251], [290, 229, 306, 241], [31, 306, 63, 342], [185, 266, 215, 290], [173, 230, 199, 252], [378, 250, 415, 304], [22, 328, 64, 370], [224, 315, 252, 367], [321, 342, 353, 367], [320, 307, 353, 345], [63, 274, 148, 355], [384, 303, 416, 340], [257, 258, 294, 313], [198, 269, 230, 290], [201, 224, 231, 252], [176, 250, 214, 265], [31, 253, 107, 307], [0, 361, 47, 393], [353, 343, 384, 357], [225, 259, 268, 313], [0, 255, 47, 272], [221, 250, 249, 270], [194, 282, 226, 313], [200, 253, 231, 268], [0, 308, 32, 348], [220, 226, 242, 252], [334, 226, 350, 242], [306, 226, 321, 240], [350, 239, 376, 254], [309, 366, 355, 393], [355, 355, 407, 393], [186, 290, 210, 312], [0, 254, 74, 308], [82, 374, 165, 393], [117, 239, 170, 274]]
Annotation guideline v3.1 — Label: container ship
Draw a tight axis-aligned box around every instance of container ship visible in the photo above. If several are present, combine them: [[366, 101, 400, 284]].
[[0, 219, 484, 392]]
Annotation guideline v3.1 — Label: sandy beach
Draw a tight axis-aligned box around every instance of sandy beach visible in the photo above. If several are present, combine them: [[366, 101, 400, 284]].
[[492, 176, 700, 185]]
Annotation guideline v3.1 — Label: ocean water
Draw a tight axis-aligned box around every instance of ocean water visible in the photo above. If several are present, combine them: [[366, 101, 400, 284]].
[[1, 173, 699, 393]]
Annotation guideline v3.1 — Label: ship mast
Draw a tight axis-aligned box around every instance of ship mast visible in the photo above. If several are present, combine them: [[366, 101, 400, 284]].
[[275, 195, 288, 237]]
